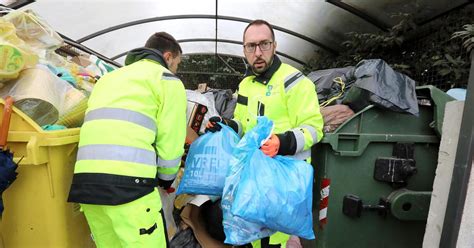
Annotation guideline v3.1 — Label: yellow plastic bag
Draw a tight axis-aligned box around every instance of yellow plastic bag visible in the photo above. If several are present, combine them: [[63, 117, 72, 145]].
[[0, 19, 38, 82], [2, 9, 63, 51]]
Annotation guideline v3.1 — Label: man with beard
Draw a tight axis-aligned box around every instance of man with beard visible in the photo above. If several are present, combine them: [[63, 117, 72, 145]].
[[206, 20, 323, 247]]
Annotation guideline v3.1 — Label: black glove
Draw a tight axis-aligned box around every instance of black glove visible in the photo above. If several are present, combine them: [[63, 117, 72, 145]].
[[205, 116, 240, 134], [205, 116, 224, 132], [158, 178, 174, 190], [276, 131, 297, 155]]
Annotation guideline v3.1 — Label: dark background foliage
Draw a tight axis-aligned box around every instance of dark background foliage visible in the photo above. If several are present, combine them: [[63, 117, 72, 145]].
[[177, 54, 245, 91], [303, 6, 474, 91]]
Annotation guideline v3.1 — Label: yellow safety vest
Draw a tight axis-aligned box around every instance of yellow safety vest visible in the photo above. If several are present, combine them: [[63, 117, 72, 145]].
[[234, 62, 323, 161], [73, 58, 186, 198]]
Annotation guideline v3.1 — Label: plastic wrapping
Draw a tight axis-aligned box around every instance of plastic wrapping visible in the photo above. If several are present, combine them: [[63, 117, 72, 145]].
[[7, 66, 63, 125], [3, 10, 63, 52], [46, 65, 77, 86], [44, 64, 90, 128], [221, 117, 276, 245], [5, 65, 86, 126], [43, 50, 98, 89], [0, 19, 38, 82], [55, 97, 88, 128], [85, 55, 116, 76], [56, 87, 87, 128], [229, 116, 315, 240], [177, 123, 239, 196], [12, 98, 59, 126]]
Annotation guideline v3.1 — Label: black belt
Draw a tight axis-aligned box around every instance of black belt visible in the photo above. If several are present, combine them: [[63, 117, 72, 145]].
[[72, 173, 158, 187]]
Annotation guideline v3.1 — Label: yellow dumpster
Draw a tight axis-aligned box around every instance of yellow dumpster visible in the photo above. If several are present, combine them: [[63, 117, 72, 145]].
[[0, 99, 94, 247]]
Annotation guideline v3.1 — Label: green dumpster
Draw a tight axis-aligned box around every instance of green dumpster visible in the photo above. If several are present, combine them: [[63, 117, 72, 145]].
[[310, 85, 454, 248]]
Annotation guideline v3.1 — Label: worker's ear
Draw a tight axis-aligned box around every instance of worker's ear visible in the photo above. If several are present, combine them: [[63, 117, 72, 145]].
[[163, 51, 173, 63], [273, 41, 277, 54]]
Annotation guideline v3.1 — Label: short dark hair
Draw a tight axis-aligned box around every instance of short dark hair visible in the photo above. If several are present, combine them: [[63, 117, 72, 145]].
[[243, 19, 275, 42], [145, 32, 182, 56]]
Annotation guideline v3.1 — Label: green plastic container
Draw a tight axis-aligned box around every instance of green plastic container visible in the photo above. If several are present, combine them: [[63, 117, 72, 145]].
[[308, 86, 454, 248]]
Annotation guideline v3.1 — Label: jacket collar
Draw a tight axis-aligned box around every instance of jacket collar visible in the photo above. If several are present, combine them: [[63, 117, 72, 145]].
[[124, 47, 168, 69], [244, 55, 281, 85]]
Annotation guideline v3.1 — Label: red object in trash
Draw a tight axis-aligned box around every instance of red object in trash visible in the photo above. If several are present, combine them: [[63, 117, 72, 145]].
[[166, 187, 176, 194]]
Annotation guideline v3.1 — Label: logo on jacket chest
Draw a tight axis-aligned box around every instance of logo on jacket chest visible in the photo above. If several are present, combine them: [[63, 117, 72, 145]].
[[266, 85, 273, 96]]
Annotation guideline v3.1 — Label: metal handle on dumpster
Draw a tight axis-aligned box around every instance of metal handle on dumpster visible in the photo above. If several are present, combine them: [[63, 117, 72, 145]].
[[342, 194, 389, 218], [329, 134, 370, 156]]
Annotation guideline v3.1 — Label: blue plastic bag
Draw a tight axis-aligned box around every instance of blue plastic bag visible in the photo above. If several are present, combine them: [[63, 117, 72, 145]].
[[177, 123, 239, 196], [230, 116, 315, 240], [222, 117, 275, 245]]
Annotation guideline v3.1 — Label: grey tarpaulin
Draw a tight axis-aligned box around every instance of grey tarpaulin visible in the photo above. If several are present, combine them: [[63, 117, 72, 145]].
[[343, 59, 419, 116]]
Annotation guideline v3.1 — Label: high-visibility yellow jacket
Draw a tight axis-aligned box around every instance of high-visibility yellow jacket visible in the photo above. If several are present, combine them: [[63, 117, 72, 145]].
[[68, 48, 186, 205], [233, 56, 323, 161]]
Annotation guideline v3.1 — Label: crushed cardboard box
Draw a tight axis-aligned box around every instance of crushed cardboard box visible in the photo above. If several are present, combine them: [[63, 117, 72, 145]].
[[180, 204, 231, 248], [186, 126, 199, 144]]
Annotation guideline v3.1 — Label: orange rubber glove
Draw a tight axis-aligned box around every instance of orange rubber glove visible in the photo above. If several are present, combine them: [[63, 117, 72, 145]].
[[260, 134, 280, 157]]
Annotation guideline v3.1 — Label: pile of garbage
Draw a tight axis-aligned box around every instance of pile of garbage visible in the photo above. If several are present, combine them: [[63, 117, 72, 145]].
[[308, 59, 419, 132], [0, 9, 116, 129]]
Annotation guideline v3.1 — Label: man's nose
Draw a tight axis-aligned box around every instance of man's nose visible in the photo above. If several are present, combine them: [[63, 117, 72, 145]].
[[254, 45, 263, 56]]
